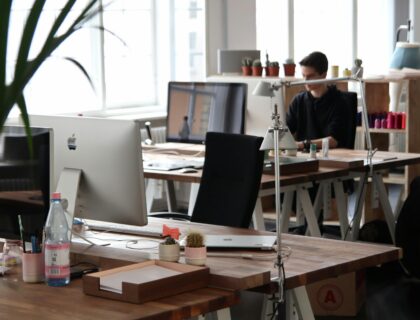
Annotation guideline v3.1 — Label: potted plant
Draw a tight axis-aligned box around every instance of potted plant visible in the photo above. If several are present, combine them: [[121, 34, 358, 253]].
[[241, 57, 253, 76], [0, 0, 101, 149], [159, 236, 180, 262], [184, 231, 206, 266], [252, 59, 263, 76], [283, 58, 296, 77], [268, 61, 280, 77], [264, 53, 270, 77]]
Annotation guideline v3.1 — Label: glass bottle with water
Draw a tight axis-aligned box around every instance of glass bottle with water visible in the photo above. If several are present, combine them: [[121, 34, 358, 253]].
[[44, 192, 70, 286]]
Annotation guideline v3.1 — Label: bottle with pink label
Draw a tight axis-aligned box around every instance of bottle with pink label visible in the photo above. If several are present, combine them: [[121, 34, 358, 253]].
[[44, 192, 70, 286]]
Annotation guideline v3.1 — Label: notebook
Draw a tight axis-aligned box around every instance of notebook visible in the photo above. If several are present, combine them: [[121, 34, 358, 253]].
[[180, 235, 276, 250]]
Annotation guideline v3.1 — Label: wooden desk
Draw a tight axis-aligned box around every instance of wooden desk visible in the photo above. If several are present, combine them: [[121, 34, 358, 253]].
[[321, 149, 420, 242], [0, 268, 237, 320], [143, 148, 352, 236], [143, 145, 420, 241], [74, 218, 400, 319], [0, 219, 401, 320]]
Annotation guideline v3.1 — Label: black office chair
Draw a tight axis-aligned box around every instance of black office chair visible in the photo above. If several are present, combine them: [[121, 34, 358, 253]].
[[149, 132, 264, 228]]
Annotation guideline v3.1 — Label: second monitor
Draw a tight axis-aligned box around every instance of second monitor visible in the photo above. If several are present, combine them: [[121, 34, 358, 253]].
[[166, 82, 247, 144]]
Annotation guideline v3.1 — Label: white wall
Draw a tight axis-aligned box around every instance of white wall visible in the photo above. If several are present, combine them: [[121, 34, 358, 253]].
[[410, 0, 420, 42], [205, 0, 257, 76]]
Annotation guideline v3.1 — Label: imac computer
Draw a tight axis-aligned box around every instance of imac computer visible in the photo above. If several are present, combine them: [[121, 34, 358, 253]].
[[0, 125, 51, 240], [166, 81, 247, 144], [29, 115, 147, 228]]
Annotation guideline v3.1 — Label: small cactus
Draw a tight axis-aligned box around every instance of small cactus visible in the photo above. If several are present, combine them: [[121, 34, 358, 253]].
[[284, 58, 295, 64], [269, 61, 279, 67], [252, 59, 262, 67], [265, 52, 270, 67], [186, 231, 205, 248], [242, 57, 253, 67], [162, 236, 177, 245]]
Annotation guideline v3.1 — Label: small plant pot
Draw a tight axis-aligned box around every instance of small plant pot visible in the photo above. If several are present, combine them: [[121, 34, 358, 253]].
[[159, 243, 180, 262], [252, 66, 263, 76], [241, 66, 252, 76], [268, 66, 280, 77], [184, 246, 207, 266], [283, 63, 296, 77]]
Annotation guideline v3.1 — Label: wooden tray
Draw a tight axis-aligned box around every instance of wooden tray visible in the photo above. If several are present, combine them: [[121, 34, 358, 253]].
[[83, 260, 210, 304], [263, 157, 319, 175]]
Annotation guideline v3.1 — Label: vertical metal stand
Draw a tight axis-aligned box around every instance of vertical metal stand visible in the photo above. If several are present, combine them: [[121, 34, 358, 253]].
[[271, 104, 286, 317]]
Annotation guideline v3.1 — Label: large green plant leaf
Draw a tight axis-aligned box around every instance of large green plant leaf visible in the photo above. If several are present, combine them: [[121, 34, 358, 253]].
[[0, 0, 104, 155]]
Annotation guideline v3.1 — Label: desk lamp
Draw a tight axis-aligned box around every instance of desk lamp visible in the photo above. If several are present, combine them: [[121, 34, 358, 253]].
[[253, 76, 373, 315]]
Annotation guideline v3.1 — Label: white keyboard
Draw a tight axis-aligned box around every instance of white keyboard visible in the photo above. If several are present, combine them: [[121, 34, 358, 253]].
[[143, 158, 204, 171], [84, 219, 163, 238]]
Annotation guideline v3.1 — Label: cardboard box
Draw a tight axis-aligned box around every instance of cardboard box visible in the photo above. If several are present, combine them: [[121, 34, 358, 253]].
[[306, 271, 366, 317]]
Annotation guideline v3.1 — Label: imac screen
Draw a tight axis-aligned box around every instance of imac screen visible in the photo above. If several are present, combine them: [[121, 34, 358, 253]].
[[29, 115, 147, 226], [0, 126, 51, 240], [166, 82, 247, 144]]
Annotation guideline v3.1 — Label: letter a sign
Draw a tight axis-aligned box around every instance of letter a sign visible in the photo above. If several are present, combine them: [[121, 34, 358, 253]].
[[317, 284, 344, 311]]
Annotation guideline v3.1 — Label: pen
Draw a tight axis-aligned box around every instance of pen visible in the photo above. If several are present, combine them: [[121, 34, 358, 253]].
[[31, 235, 38, 253], [18, 214, 26, 253]]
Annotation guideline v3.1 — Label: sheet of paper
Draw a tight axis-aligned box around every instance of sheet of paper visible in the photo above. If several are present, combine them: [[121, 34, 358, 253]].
[[100, 265, 181, 294]]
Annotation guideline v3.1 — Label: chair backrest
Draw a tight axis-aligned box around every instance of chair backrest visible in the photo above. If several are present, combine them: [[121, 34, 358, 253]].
[[191, 132, 264, 228], [396, 176, 420, 277], [340, 91, 358, 149]]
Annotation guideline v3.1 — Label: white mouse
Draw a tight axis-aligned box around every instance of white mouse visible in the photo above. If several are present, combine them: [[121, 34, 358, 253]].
[[179, 168, 198, 173]]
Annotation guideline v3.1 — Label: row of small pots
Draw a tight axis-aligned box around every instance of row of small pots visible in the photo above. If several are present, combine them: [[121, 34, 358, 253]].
[[242, 64, 296, 77]]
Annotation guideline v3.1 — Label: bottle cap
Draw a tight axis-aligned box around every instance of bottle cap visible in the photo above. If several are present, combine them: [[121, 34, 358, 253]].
[[51, 192, 61, 200]]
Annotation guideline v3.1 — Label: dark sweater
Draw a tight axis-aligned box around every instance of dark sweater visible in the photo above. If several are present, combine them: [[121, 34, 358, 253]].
[[286, 85, 348, 148]]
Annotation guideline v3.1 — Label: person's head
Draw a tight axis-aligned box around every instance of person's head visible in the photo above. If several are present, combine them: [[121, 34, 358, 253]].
[[299, 51, 328, 92]]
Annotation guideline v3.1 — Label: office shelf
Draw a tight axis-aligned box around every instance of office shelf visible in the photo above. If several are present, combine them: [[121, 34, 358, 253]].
[[382, 173, 406, 185], [357, 127, 405, 134], [360, 78, 420, 194]]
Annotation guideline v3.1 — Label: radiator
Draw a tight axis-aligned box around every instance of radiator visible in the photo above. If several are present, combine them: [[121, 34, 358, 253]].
[[140, 126, 166, 144]]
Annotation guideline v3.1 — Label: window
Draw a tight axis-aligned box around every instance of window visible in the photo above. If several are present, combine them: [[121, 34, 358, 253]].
[[256, 0, 395, 77], [294, 0, 353, 75], [358, 0, 394, 75], [8, 0, 205, 117]]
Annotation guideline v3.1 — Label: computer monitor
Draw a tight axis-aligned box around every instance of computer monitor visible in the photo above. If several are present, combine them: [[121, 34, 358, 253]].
[[166, 81, 247, 144], [29, 115, 147, 227], [0, 125, 51, 241]]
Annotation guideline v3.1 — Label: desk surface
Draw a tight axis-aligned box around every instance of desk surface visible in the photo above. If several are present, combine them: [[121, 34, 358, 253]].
[[1, 218, 401, 319], [144, 148, 420, 187], [0, 269, 237, 320], [327, 149, 420, 171], [72, 218, 401, 291]]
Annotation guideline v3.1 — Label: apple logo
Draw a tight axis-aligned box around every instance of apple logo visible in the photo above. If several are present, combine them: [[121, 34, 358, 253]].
[[67, 134, 77, 150]]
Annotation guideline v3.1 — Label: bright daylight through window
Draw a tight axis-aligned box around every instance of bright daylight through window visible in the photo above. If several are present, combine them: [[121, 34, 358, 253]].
[[7, 0, 205, 117], [257, 0, 394, 77]]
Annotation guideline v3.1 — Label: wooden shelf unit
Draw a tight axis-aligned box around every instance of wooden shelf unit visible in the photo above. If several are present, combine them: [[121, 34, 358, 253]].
[[361, 78, 420, 193]]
